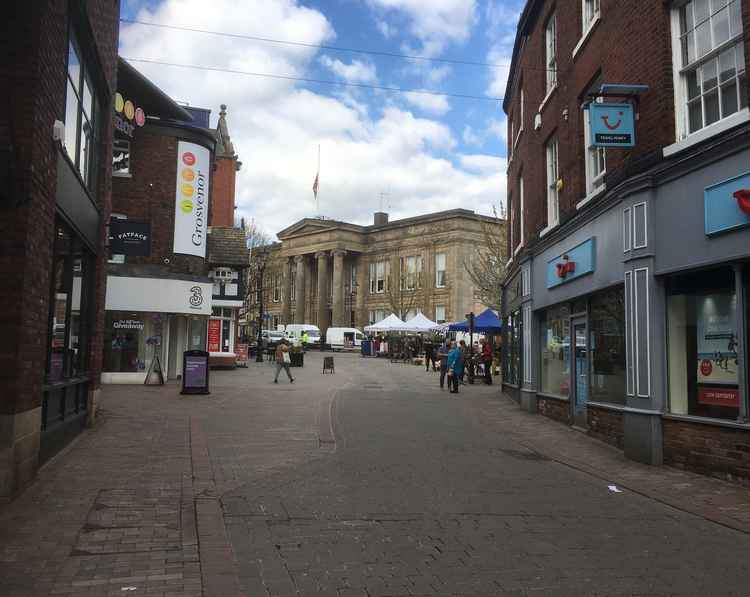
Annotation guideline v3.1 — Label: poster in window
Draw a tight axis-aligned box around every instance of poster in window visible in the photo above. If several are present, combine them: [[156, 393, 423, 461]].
[[695, 293, 738, 386], [207, 318, 221, 352]]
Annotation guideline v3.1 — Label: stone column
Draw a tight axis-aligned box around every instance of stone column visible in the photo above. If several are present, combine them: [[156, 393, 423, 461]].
[[315, 251, 330, 335], [331, 249, 346, 326], [294, 254, 306, 323], [280, 257, 292, 324], [355, 255, 366, 329]]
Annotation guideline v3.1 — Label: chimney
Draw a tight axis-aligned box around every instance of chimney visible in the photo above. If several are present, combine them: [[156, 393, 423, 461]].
[[374, 212, 389, 226]]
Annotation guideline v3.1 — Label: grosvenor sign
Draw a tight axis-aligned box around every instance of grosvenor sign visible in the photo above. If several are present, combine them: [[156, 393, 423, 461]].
[[173, 141, 210, 258]]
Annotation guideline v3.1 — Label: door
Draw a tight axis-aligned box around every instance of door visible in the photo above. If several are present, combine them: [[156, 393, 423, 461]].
[[572, 318, 589, 427]]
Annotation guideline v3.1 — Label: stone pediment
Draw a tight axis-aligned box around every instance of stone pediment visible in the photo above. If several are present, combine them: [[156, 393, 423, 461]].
[[277, 218, 363, 240]]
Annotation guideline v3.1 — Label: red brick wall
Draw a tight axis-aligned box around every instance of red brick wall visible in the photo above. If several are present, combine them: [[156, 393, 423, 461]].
[[0, 1, 118, 414], [211, 157, 236, 227], [538, 397, 571, 425], [663, 419, 750, 486], [587, 406, 624, 449]]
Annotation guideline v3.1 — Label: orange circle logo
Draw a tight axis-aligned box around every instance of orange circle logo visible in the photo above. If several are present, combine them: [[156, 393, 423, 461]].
[[182, 152, 196, 166], [181, 183, 194, 197], [124, 100, 135, 120], [181, 169, 195, 182]]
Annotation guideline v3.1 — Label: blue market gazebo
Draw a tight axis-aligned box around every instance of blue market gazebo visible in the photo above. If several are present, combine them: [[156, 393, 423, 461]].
[[448, 308, 502, 333]]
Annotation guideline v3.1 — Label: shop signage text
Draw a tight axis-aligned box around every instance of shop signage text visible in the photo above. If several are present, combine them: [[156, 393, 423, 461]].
[[207, 319, 221, 352], [113, 92, 146, 138], [547, 238, 596, 289], [589, 103, 635, 147], [113, 319, 144, 330], [704, 171, 750, 235], [110, 220, 151, 256], [173, 141, 210, 257], [698, 387, 739, 408]]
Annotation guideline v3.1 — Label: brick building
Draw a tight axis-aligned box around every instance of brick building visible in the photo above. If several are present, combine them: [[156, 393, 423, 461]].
[[245, 210, 503, 339], [502, 0, 750, 482], [0, 1, 119, 498]]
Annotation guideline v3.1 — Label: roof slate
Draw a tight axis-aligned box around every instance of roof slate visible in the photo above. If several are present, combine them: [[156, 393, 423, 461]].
[[207, 227, 249, 266]]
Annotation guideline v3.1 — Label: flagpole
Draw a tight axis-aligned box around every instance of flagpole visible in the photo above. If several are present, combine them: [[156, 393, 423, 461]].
[[317, 144, 320, 216]]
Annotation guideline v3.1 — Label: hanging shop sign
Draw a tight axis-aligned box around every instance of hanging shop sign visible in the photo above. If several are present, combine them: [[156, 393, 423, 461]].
[[113, 92, 146, 138], [546, 238, 596, 289], [704, 171, 750, 236], [207, 319, 221, 352], [589, 103, 635, 147], [110, 220, 151, 256], [173, 141, 210, 258]]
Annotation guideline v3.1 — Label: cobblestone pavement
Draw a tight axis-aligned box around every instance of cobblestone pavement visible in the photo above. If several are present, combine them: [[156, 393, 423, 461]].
[[1, 352, 750, 596]]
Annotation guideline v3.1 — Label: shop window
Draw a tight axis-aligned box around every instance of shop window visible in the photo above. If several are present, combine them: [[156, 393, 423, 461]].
[[540, 304, 571, 396], [667, 267, 739, 420], [104, 312, 164, 373], [590, 286, 627, 404], [113, 139, 130, 176], [435, 253, 447, 288], [507, 309, 522, 386], [64, 33, 98, 191], [209, 308, 235, 353]]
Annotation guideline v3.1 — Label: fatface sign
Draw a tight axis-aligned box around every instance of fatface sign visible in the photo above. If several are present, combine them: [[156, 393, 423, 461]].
[[589, 103, 635, 147], [704, 171, 750, 236], [547, 238, 596, 289], [113, 92, 146, 138], [173, 141, 210, 258], [110, 220, 151, 256]]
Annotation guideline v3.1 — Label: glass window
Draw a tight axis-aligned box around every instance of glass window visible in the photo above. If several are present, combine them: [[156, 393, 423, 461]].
[[545, 14, 557, 93], [668, 267, 739, 420], [676, 0, 746, 138], [370, 261, 387, 294], [590, 286, 626, 404], [583, 100, 606, 196], [113, 139, 130, 175], [435, 304, 446, 324], [104, 312, 164, 373], [64, 34, 98, 190], [508, 309, 522, 386], [541, 304, 571, 396], [435, 253, 446, 287], [582, 0, 600, 34], [546, 137, 559, 228]]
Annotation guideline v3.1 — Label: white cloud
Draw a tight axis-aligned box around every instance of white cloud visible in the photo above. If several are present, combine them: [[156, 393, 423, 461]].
[[368, 0, 478, 56], [320, 56, 378, 83], [120, 0, 504, 236], [403, 91, 451, 116], [460, 154, 506, 174], [376, 19, 396, 38], [426, 64, 452, 84], [486, 117, 508, 145]]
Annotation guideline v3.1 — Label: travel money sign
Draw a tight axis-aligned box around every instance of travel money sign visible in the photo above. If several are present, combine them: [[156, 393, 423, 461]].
[[589, 103, 635, 147]]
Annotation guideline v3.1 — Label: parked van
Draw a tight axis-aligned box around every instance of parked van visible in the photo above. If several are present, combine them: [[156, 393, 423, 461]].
[[284, 324, 322, 346], [326, 327, 365, 350]]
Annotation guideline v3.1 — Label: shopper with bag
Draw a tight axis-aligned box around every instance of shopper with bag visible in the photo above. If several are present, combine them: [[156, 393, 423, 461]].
[[274, 341, 294, 384], [446, 341, 464, 394]]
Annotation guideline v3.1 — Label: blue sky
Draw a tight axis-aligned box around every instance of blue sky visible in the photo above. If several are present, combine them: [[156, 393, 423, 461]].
[[120, 0, 523, 235]]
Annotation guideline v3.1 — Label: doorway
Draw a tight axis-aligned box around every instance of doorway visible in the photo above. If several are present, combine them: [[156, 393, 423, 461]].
[[572, 317, 589, 427]]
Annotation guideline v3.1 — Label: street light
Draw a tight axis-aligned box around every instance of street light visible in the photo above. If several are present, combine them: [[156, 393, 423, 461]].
[[255, 246, 269, 363]]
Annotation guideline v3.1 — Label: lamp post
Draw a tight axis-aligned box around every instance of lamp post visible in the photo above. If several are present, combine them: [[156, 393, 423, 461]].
[[255, 247, 269, 363]]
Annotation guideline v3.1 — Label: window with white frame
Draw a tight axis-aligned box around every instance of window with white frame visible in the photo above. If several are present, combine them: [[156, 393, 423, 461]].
[[545, 14, 557, 94], [582, 0, 600, 34], [435, 253, 447, 288], [508, 118, 514, 159], [546, 137, 560, 228], [369, 261, 387, 294], [399, 255, 421, 290], [519, 176, 525, 247], [368, 309, 386, 325], [272, 273, 281, 302], [210, 307, 235, 354], [435, 304, 446, 324], [583, 104, 606, 196], [113, 139, 130, 176], [508, 192, 515, 251], [514, 87, 525, 146], [673, 0, 746, 138], [108, 213, 126, 264]]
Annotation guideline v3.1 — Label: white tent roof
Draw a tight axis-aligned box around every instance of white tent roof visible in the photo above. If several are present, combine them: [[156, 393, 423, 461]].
[[401, 312, 439, 332], [363, 313, 406, 332]]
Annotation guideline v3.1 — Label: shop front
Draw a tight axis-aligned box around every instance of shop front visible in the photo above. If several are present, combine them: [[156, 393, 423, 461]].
[[103, 276, 212, 383]]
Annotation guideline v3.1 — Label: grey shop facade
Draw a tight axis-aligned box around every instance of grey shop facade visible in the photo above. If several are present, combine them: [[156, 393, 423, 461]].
[[502, 125, 750, 482]]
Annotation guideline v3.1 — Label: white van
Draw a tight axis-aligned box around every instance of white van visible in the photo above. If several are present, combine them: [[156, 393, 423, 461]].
[[284, 324, 322, 346], [326, 327, 365, 350]]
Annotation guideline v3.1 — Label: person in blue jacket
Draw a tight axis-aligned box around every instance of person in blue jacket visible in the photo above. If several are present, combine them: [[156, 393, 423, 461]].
[[446, 341, 465, 394]]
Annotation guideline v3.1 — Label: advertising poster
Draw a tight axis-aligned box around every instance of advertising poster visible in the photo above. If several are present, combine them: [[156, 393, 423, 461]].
[[695, 293, 739, 407], [184, 355, 208, 389], [173, 141, 210, 257], [207, 319, 221, 352]]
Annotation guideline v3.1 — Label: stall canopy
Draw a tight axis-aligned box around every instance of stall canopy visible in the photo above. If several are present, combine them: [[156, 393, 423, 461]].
[[364, 313, 406, 333], [448, 308, 502, 333], [402, 312, 439, 333]]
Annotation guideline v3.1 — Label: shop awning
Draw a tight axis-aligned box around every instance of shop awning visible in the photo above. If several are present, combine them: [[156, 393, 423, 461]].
[[105, 276, 212, 316]]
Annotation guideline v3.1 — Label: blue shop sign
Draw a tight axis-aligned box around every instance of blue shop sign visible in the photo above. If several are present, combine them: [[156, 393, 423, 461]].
[[589, 103, 635, 147], [704, 171, 750, 236], [547, 238, 596, 289]]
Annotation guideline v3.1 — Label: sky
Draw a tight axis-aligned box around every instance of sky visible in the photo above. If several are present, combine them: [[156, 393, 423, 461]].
[[119, 0, 524, 239]]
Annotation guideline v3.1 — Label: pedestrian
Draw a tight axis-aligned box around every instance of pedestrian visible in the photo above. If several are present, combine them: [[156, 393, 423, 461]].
[[459, 340, 469, 384], [273, 341, 294, 384], [301, 331, 310, 351], [446, 341, 465, 394], [423, 338, 434, 372], [437, 340, 451, 389], [480, 338, 493, 385]]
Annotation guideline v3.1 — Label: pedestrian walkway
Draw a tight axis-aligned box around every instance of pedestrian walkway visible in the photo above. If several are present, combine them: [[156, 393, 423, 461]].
[[0, 352, 748, 596]]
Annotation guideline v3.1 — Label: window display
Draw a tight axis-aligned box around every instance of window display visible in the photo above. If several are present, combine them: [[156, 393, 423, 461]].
[[589, 286, 626, 404], [668, 268, 739, 420], [540, 304, 570, 396], [104, 311, 164, 373], [507, 309, 522, 385]]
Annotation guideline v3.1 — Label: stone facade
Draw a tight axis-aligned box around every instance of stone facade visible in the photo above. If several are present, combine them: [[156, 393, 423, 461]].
[[251, 210, 504, 335]]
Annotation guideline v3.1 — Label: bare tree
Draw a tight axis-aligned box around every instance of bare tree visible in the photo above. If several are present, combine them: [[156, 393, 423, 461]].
[[385, 267, 421, 320], [463, 206, 508, 310]]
